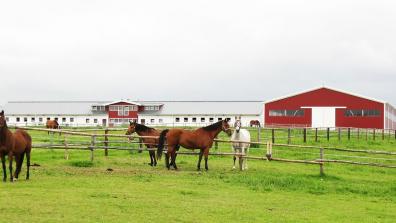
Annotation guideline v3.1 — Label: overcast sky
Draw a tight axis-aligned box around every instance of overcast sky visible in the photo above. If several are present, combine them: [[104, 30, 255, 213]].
[[1, 0, 395, 106]]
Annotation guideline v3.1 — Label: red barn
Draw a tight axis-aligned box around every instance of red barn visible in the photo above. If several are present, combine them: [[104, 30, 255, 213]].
[[104, 100, 141, 126], [264, 87, 396, 129]]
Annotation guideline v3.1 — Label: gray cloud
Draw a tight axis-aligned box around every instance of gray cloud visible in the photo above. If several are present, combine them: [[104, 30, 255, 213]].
[[1, 0, 395, 105]]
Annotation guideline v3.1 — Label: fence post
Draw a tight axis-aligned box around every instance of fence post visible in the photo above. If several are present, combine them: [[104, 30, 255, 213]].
[[215, 138, 218, 150], [395, 130, 396, 140], [271, 129, 275, 144], [373, 129, 376, 141], [338, 128, 341, 141], [315, 128, 318, 142], [287, 128, 291, 144], [90, 135, 96, 161], [139, 138, 143, 153], [303, 128, 307, 143], [357, 128, 360, 141], [104, 129, 109, 156], [365, 129, 368, 141], [347, 128, 351, 141], [266, 141, 272, 160], [327, 128, 330, 141], [382, 129, 385, 140], [257, 127, 261, 146], [319, 147, 324, 176], [64, 133, 69, 160]]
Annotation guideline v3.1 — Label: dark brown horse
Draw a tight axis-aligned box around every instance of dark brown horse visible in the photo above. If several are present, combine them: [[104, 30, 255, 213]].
[[157, 119, 232, 171], [46, 119, 60, 135], [0, 110, 32, 182], [250, 120, 261, 127], [126, 121, 160, 166]]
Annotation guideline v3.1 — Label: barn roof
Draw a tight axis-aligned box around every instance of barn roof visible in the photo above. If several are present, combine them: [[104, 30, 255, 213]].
[[265, 86, 386, 104], [138, 101, 263, 116], [3, 101, 263, 116]]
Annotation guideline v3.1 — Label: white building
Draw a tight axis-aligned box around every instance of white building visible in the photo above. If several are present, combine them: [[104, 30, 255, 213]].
[[3, 100, 263, 127]]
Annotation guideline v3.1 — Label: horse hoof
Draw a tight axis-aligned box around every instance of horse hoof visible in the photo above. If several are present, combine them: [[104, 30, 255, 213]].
[[197, 168, 201, 171], [232, 166, 236, 170]]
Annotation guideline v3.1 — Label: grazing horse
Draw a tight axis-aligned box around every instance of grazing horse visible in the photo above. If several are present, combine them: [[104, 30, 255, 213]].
[[157, 119, 232, 171], [46, 119, 61, 135], [231, 116, 251, 170], [126, 121, 160, 166], [0, 110, 32, 182], [250, 120, 261, 128]]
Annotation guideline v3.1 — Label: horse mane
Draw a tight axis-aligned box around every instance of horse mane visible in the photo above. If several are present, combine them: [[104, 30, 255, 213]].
[[0, 122, 8, 145], [135, 123, 154, 133], [202, 121, 223, 131]]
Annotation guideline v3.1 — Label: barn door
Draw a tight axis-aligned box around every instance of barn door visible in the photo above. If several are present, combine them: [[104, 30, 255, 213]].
[[311, 107, 336, 128]]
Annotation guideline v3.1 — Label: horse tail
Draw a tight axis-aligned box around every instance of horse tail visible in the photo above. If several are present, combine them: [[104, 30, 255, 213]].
[[157, 129, 169, 160]]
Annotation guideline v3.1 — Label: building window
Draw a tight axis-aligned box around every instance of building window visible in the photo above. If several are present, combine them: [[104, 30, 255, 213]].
[[192, 117, 197, 122], [94, 119, 98, 124], [184, 118, 188, 122], [150, 119, 155, 123], [209, 118, 214, 122], [39, 117, 43, 122], [24, 117, 27, 122], [124, 106, 129, 116], [62, 118, 66, 122], [269, 110, 305, 117], [218, 118, 223, 121], [16, 117, 20, 122], [55, 117, 59, 121], [175, 117, 180, 123], [159, 119, 163, 123], [47, 117, 51, 121], [31, 117, 35, 122], [201, 117, 205, 122], [345, 109, 380, 117], [6, 117, 9, 122], [70, 118, 74, 122], [86, 118, 90, 124]]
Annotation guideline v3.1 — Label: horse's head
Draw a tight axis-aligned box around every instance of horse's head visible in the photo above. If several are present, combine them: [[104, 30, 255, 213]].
[[0, 110, 7, 129], [126, 120, 137, 135], [234, 116, 242, 133], [222, 119, 232, 136]]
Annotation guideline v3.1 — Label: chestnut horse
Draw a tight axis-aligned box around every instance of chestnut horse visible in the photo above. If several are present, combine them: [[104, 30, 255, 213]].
[[0, 110, 32, 182], [46, 119, 61, 135], [157, 119, 232, 171], [249, 120, 261, 127], [126, 121, 160, 166]]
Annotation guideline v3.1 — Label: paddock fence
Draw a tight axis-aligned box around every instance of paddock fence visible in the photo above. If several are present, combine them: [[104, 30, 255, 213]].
[[15, 126, 396, 175]]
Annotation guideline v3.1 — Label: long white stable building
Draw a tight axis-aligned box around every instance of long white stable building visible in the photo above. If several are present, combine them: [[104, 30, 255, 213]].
[[2, 100, 263, 127]]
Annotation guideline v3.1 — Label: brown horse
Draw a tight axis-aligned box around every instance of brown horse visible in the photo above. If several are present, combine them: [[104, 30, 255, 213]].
[[46, 119, 61, 135], [250, 120, 261, 127], [126, 121, 160, 166], [157, 119, 232, 171], [0, 110, 32, 182]]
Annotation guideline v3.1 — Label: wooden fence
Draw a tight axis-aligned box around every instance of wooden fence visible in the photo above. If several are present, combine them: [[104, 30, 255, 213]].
[[16, 126, 396, 175]]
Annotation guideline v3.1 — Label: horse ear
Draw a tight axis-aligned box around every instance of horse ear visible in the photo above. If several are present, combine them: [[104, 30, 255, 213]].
[[0, 110, 3, 116], [129, 120, 133, 125]]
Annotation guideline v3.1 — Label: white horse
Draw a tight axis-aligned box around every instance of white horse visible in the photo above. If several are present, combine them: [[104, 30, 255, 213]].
[[231, 116, 251, 170]]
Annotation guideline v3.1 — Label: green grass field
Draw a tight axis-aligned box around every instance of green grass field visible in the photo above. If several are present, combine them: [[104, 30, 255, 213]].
[[1, 127, 396, 223]]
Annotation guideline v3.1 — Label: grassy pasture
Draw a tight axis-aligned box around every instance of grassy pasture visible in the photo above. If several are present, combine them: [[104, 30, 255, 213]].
[[0, 127, 396, 222]]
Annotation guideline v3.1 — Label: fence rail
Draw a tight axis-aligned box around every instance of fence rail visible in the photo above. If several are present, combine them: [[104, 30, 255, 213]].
[[16, 126, 396, 175]]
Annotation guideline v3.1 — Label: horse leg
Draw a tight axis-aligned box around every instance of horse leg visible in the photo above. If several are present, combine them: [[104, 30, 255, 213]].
[[233, 153, 236, 170], [26, 151, 31, 180], [244, 148, 248, 170], [148, 150, 154, 166], [8, 152, 14, 182], [171, 151, 178, 170], [165, 147, 173, 170], [204, 148, 209, 171], [171, 145, 180, 170], [14, 154, 21, 179], [1, 155, 6, 182], [197, 149, 204, 171]]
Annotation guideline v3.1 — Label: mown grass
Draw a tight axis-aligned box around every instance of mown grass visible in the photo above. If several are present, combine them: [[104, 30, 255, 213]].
[[0, 127, 395, 222]]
